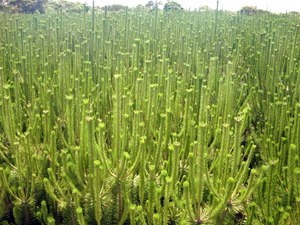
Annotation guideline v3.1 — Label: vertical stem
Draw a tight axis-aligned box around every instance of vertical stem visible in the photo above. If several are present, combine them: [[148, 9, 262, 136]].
[[197, 123, 206, 220]]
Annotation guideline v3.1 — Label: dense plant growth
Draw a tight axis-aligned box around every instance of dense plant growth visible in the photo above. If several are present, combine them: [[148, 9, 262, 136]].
[[0, 1, 300, 224], [0, 0, 48, 13], [45, 0, 90, 14], [163, 1, 183, 11], [238, 6, 271, 16]]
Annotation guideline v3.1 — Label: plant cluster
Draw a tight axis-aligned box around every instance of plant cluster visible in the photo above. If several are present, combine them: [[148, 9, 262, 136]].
[[0, 1, 300, 224], [237, 6, 271, 16], [101, 4, 127, 12], [238, 6, 258, 15], [45, 0, 90, 14], [163, 1, 184, 12], [289, 11, 300, 17], [0, 0, 48, 13]]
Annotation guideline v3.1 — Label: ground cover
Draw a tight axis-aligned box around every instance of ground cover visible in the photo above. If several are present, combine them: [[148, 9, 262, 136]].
[[0, 3, 300, 224]]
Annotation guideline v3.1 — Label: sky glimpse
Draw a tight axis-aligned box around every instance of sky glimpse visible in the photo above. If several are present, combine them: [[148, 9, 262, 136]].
[[65, 0, 299, 13]]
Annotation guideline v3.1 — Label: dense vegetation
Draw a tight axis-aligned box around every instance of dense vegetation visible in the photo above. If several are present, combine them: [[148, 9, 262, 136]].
[[0, 0, 48, 13], [0, 1, 300, 224]]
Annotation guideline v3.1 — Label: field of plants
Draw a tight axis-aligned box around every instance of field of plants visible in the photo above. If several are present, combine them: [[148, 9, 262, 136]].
[[0, 2, 300, 225]]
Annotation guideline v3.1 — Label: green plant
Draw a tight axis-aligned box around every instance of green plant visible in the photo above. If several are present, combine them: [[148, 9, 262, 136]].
[[0, 1, 300, 224]]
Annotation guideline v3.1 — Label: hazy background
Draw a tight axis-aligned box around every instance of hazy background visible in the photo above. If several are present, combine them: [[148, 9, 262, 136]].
[[63, 0, 299, 13]]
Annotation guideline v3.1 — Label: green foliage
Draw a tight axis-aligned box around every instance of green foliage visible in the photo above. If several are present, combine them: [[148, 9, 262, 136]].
[[1, 2, 300, 225], [238, 5, 257, 15], [13, 198, 37, 225], [163, 1, 184, 11], [237, 5, 271, 16], [289, 11, 300, 17], [45, 0, 89, 13], [145, 0, 162, 12], [101, 4, 126, 12], [145, 0, 154, 8], [6, 0, 47, 13], [199, 5, 213, 12], [0, 1, 6, 11]]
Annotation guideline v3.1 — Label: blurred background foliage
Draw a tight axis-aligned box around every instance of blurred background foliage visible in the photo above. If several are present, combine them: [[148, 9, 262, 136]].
[[0, 0, 296, 15]]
